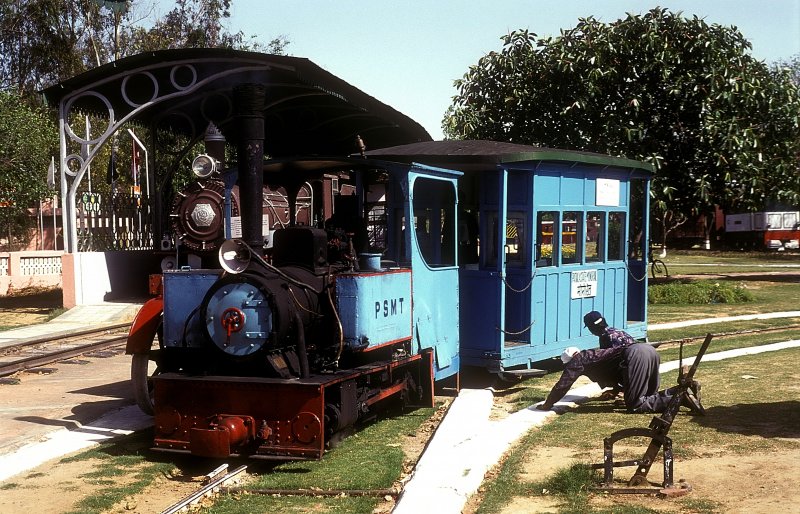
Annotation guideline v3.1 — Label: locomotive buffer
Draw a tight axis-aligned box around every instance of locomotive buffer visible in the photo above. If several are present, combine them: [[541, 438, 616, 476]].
[[591, 333, 713, 496]]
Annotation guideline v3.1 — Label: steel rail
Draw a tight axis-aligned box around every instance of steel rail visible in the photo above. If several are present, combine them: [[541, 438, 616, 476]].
[[652, 323, 800, 348], [0, 322, 130, 353], [221, 486, 399, 498], [0, 334, 128, 377], [160, 465, 248, 514]]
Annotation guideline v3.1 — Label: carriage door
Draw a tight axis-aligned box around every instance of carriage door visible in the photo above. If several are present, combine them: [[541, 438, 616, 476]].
[[502, 170, 534, 349], [408, 168, 460, 380]]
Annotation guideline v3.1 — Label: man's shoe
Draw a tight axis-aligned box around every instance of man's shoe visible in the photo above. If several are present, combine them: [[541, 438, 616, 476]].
[[690, 380, 702, 403], [681, 390, 706, 415]]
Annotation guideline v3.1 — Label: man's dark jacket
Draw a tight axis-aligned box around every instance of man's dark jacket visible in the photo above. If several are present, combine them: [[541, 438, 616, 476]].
[[541, 346, 625, 409]]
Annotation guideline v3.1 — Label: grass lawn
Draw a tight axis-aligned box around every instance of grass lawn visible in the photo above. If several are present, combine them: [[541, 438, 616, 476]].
[[657, 249, 800, 275], [473, 344, 800, 514], [648, 279, 800, 324], [467, 251, 800, 513]]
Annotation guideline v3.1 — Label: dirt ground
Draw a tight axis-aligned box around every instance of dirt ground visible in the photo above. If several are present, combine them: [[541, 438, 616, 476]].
[[2, 288, 799, 513], [4, 368, 799, 514], [463, 446, 800, 514], [0, 287, 63, 327]]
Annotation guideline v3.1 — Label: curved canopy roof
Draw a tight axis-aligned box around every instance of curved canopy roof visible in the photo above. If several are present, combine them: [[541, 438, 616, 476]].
[[42, 48, 431, 157]]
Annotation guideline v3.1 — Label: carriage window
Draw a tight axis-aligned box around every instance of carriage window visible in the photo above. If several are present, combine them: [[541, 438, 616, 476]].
[[412, 178, 456, 267], [586, 211, 604, 262], [536, 211, 557, 267], [608, 212, 626, 260], [562, 211, 582, 265], [505, 213, 526, 267]]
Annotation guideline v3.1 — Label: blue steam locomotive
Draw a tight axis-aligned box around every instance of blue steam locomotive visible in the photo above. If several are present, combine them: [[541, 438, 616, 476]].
[[42, 48, 651, 460]]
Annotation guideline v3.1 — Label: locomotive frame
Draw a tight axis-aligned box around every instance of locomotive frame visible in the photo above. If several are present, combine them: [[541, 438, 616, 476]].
[[43, 48, 653, 459]]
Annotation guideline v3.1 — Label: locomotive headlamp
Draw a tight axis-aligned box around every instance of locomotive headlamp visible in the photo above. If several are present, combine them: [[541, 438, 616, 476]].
[[191, 154, 219, 178]]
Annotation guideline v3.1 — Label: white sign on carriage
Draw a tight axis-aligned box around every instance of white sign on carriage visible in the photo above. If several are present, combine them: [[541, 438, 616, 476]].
[[571, 269, 598, 299]]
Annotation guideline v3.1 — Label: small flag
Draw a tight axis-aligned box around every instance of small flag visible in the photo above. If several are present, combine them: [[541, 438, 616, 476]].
[[107, 146, 117, 184], [47, 156, 55, 189], [93, 0, 128, 14], [132, 137, 141, 186]]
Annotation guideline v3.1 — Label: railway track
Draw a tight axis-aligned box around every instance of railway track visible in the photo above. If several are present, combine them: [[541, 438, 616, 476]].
[[0, 323, 131, 378], [652, 322, 800, 347]]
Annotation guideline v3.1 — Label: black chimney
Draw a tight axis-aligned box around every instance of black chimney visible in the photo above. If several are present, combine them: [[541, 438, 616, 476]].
[[234, 84, 265, 251]]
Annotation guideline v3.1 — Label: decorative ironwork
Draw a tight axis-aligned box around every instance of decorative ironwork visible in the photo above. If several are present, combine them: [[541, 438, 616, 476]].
[[75, 191, 153, 251]]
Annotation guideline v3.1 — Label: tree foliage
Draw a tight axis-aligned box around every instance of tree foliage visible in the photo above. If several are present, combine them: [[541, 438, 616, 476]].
[[0, 0, 289, 100], [444, 8, 800, 237], [121, 0, 289, 56], [0, 91, 58, 248], [0, 0, 290, 245], [774, 54, 800, 88], [0, 0, 114, 96]]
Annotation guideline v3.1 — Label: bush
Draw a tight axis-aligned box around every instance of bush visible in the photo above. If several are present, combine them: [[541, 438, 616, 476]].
[[649, 281, 754, 304]]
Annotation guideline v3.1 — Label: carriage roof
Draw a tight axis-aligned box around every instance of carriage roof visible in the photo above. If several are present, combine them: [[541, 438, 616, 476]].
[[365, 140, 654, 175]]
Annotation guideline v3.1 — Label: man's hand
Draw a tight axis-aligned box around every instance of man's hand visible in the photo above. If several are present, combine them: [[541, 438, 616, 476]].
[[598, 389, 620, 401]]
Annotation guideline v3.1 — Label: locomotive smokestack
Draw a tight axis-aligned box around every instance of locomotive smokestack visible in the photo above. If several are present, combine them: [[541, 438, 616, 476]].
[[234, 83, 266, 251]]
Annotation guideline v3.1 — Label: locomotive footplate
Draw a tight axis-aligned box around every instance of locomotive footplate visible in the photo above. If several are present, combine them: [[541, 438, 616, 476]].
[[151, 349, 434, 460]]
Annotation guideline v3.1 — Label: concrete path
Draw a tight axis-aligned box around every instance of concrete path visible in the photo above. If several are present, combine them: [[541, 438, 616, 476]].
[[0, 301, 144, 482], [0, 405, 151, 482], [650, 311, 800, 331], [393, 339, 800, 514]]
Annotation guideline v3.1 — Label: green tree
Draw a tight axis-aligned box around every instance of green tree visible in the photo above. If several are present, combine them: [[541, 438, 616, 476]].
[[444, 8, 800, 247], [774, 54, 800, 87], [0, 91, 58, 249], [121, 0, 288, 56], [0, 0, 288, 99], [0, 0, 105, 97], [0, 0, 289, 244]]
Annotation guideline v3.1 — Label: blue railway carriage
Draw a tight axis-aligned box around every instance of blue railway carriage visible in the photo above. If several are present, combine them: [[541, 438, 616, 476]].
[[368, 141, 654, 376]]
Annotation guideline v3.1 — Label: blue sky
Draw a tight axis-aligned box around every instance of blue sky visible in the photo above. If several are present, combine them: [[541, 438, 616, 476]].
[[157, 1, 800, 140]]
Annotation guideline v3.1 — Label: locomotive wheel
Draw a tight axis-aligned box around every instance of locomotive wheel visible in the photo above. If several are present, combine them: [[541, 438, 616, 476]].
[[131, 327, 162, 415]]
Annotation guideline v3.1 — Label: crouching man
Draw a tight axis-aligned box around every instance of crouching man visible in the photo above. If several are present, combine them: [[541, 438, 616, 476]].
[[536, 311, 703, 414]]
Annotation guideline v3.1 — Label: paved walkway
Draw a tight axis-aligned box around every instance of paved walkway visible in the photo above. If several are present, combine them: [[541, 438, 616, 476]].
[[0, 300, 144, 479], [0, 302, 141, 349], [649, 311, 800, 331]]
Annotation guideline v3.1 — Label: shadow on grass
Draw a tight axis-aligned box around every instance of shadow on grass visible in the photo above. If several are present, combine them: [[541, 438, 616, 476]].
[[692, 401, 800, 439], [0, 288, 62, 310], [713, 273, 800, 284]]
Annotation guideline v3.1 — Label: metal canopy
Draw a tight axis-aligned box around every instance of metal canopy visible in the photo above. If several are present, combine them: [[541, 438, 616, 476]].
[[42, 48, 431, 157], [41, 48, 432, 253], [365, 140, 654, 174]]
